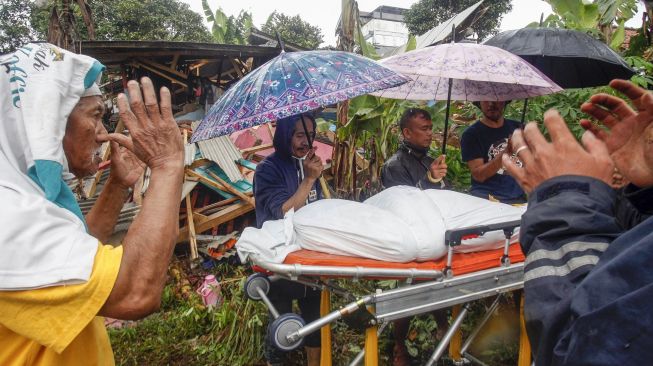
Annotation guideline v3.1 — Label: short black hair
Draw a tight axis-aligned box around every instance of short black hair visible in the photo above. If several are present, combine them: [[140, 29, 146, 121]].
[[398, 108, 431, 131]]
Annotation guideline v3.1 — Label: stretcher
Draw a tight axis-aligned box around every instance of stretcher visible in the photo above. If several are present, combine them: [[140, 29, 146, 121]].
[[243, 220, 531, 365]]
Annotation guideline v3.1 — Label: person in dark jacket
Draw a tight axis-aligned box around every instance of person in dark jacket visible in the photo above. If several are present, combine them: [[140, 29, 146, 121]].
[[380, 108, 448, 366], [253, 113, 323, 366], [382, 108, 448, 190], [461, 101, 526, 203], [503, 79, 653, 365]]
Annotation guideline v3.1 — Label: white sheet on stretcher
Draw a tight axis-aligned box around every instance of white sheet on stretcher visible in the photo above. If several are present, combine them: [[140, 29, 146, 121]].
[[237, 186, 526, 263]]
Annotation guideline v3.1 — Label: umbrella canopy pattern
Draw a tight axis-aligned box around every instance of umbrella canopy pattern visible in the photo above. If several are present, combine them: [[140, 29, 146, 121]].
[[484, 27, 635, 89], [191, 50, 410, 142], [371, 43, 562, 101]]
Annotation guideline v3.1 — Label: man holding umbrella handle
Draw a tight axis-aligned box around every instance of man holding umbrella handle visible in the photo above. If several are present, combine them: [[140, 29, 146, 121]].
[[382, 108, 448, 190], [254, 113, 324, 366], [461, 101, 526, 204]]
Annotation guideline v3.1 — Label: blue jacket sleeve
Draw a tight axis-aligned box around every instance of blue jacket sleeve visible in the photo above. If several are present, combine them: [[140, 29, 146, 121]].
[[519, 176, 622, 365], [253, 161, 293, 228]]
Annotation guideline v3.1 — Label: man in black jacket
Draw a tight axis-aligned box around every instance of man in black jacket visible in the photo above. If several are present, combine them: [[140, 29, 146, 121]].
[[382, 108, 448, 189], [503, 79, 653, 365], [381, 108, 448, 366]]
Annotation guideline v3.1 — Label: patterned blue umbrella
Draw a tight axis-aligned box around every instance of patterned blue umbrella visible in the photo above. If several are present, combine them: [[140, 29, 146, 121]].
[[190, 50, 410, 143]]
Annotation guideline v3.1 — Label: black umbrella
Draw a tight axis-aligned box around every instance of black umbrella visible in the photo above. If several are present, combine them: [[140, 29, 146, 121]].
[[484, 27, 635, 89], [484, 27, 635, 122]]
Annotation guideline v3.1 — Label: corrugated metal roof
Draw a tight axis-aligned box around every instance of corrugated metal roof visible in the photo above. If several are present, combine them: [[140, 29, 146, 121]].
[[382, 0, 484, 57], [184, 143, 197, 166], [196, 136, 244, 183]]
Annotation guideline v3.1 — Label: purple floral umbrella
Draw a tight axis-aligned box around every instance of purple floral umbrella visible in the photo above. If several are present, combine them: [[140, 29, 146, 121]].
[[370, 43, 562, 154], [191, 50, 410, 143]]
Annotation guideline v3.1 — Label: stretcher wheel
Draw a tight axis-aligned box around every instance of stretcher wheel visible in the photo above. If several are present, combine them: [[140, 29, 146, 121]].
[[244, 273, 270, 301], [269, 313, 305, 351]]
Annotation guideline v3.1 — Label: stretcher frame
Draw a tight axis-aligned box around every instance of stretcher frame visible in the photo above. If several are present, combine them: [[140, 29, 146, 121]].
[[244, 220, 531, 365]]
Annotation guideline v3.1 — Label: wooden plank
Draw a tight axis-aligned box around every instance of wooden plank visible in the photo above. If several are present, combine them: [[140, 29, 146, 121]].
[[85, 142, 112, 198], [267, 122, 275, 139], [185, 193, 199, 260], [196, 197, 239, 214], [240, 143, 273, 154], [185, 169, 228, 192], [177, 202, 253, 242], [131, 61, 186, 86], [170, 52, 180, 70], [205, 170, 255, 206], [230, 58, 244, 78], [138, 58, 188, 80]]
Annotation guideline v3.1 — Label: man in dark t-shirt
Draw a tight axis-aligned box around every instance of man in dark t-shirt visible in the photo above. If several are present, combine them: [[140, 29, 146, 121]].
[[460, 101, 526, 203]]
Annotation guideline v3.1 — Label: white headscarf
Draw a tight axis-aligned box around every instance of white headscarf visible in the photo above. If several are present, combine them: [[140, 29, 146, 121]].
[[0, 43, 106, 290]]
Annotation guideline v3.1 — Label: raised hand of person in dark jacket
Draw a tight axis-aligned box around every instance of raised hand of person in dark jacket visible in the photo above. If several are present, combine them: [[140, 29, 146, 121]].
[[580, 79, 653, 188], [429, 155, 447, 181], [502, 110, 614, 194]]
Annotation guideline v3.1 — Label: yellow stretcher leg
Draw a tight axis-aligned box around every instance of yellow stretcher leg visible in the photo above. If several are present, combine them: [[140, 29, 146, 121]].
[[364, 305, 378, 366], [320, 289, 332, 366], [448, 305, 463, 361], [518, 293, 532, 366]]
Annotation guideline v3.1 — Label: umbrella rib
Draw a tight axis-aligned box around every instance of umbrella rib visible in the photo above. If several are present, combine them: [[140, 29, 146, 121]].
[[403, 74, 415, 100], [288, 52, 319, 105]]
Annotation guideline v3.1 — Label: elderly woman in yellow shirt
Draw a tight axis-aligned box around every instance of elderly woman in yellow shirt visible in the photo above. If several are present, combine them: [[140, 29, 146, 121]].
[[0, 43, 183, 365]]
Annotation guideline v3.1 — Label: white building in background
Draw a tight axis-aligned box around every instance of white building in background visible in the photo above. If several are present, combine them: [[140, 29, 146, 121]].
[[360, 6, 410, 54]]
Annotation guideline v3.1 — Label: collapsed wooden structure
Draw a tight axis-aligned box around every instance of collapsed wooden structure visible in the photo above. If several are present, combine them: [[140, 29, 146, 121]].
[[76, 40, 293, 263]]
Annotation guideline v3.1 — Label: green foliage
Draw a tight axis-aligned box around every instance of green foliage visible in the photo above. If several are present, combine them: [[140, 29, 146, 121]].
[[262, 11, 324, 50], [0, 0, 38, 53], [597, 0, 638, 26], [441, 147, 471, 191], [538, 0, 638, 49], [30, 0, 213, 42], [202, 1, 252, 45], [109, 264, 267, 366], [336, 0, 379, 58], [403, 0, 513, 41], [625, 56, 653, 88]]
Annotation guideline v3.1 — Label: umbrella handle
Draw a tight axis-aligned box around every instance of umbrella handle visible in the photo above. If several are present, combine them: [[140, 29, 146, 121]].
[[442, 78, 453, 156], [300, 114, 314, 149], [520, 99, 529, 125]]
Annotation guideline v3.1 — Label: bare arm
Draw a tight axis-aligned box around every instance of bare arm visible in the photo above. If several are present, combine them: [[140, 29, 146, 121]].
[[467, 154, 504, 183], [86, 139, 146, 242], [85, 178, 130, 243], [281, 176, 318, 214], [99, 77, 184, 320]]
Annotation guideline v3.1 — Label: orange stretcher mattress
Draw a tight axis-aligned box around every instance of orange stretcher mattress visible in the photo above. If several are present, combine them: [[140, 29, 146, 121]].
[[283, 244, 525, 277]]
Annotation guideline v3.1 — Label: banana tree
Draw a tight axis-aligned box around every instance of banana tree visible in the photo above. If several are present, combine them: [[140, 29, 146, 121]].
[[202, 0, 252, 45], [538, 0, 638, 50], [47, 0, 95, 51]]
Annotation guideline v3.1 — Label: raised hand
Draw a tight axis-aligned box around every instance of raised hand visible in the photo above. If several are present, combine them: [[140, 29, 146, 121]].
[[580, 79, 653, 187], [108, 140, 146, 189], [503, 110, 614, 194], [110, 77, 183, 172], [429, 155, 447, 180], [303, 149, 323, 180]]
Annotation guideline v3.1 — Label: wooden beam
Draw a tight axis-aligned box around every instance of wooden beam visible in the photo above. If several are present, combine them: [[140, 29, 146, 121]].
[[196, 197, 240, 214], [131, 62, 186, 87], [177, 202, 253, 242], [185, 193, 199, 260], [240, 143, 273, 154], [137, 58, 188, 80], [230, 58, 244, 78], [185, 169, 228, 192], [170, 52, 180, 70], [205, 170, 255, 206]]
